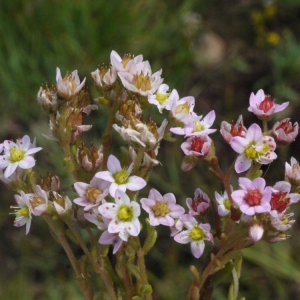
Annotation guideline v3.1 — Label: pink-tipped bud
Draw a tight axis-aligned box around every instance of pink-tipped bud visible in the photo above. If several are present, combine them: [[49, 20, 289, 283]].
[[248, 223, 264, 242], [181, 155, 197, 172]]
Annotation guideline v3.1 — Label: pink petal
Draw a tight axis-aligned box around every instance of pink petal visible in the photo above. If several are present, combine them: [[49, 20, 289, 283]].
[[126, 218, 140, 236], [235, 155, 252, 173], [18, 156, 35, 169], [191, 241, 205, 258]]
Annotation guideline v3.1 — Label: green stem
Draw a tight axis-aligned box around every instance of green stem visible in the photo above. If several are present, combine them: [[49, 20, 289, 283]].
[[43, 215, 93, 300], [137, 248, 152, 300], [231, 265, 239, 300], [132, 148, 145, 175]]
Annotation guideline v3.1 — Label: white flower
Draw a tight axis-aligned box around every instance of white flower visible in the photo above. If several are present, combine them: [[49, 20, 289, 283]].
[[52, 192, 72, 215], [91, 66, 117, 88], [28, 185, 49, 216], [171, 110, 216, 136], [95, 155, 146, 197], [118, 60, 163, 96], [0, 135, 42, 178], [174, 214, 213, 258], [113, 119, 168, 151], [110, 50, 143, 73], [98, 189, 141, 241], [56, 67, 86, 98], [84, 207, 107, 230], [148, 84, 172, 113], [11, 191, 32, 234], [169, 90, 198, 125], [215, 190, 231, 216], [230, 123, 277, 173]]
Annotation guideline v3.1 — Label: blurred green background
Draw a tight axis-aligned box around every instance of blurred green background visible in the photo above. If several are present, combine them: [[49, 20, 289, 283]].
[[1, 0, 300, 299]]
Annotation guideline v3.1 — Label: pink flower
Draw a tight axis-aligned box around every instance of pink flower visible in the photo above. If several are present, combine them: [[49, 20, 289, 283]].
[[272, 118, 299, 146], [269, 181, 300, 216], [186, 188, 210, 216], [231, 177, 271, 216], [230, 123, 277, 173], [140, 189, 185, 226], [74, 177, 110, 211], [173, 214, 213, 258], [220, 115, 247, 143], [99, 229, 123, 254], [84, 207, 107, 230], [285, 157, 300, 185], [168, 90, 198, 125], [0, 135, 42, 178], [248, 89, 289, 121], [95, 155, 146, 197], [181, 134, 212, 158], [98, 189, 141, 241], [56, 67, 86, 99]]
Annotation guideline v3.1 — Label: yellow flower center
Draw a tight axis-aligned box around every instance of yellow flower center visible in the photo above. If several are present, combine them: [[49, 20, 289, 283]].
[[190, 227, 204, 241], [156, 93, 169, 105], [113, 169, 129, 185], [152, 202, 170, 217], [175, 102, 190, 115], [85, 187, 102, 203], [31, 197, 46, 208], [245, 142, 269, 160], [10, 147, 25, 163], [192, 121, 205, 133], [224, 199, 231, 210], [132, 73, 151, 91], [117, 205, 133, 222], [16, 206, 30, 218]]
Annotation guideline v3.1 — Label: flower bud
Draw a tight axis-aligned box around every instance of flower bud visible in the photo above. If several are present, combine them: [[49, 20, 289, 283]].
[[248, 222, 264, 242], [39, 173, 61, 192], [91, 65, 117, 90], [37, 86, 58, 113], [50, 191, 72, 216], [220, 115, 247, 143], [76, 142, 103, 173], [56, 67, 86, 100], [181, 155, 197, 171]]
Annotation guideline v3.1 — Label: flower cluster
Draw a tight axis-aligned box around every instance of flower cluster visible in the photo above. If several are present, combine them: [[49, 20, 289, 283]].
[[4, 49, 300, 300]]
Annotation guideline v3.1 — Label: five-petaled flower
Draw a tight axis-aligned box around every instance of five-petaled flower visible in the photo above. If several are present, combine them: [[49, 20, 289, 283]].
[[95, 155, 146, 197], [231, 177, 272, 216], [248, 89, 289, 121], [272, 118, 299, 146], [74, 176, 110, 211], [186, 188, 210, 216], [56, 67, 86, 99], [98, 189, 141, 241], [173, 214, 213, 258], [0, 135, 42, 178], [140, 188, 185, 226], [230, 123, 277, 173], [11, 191, 32, 235]]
